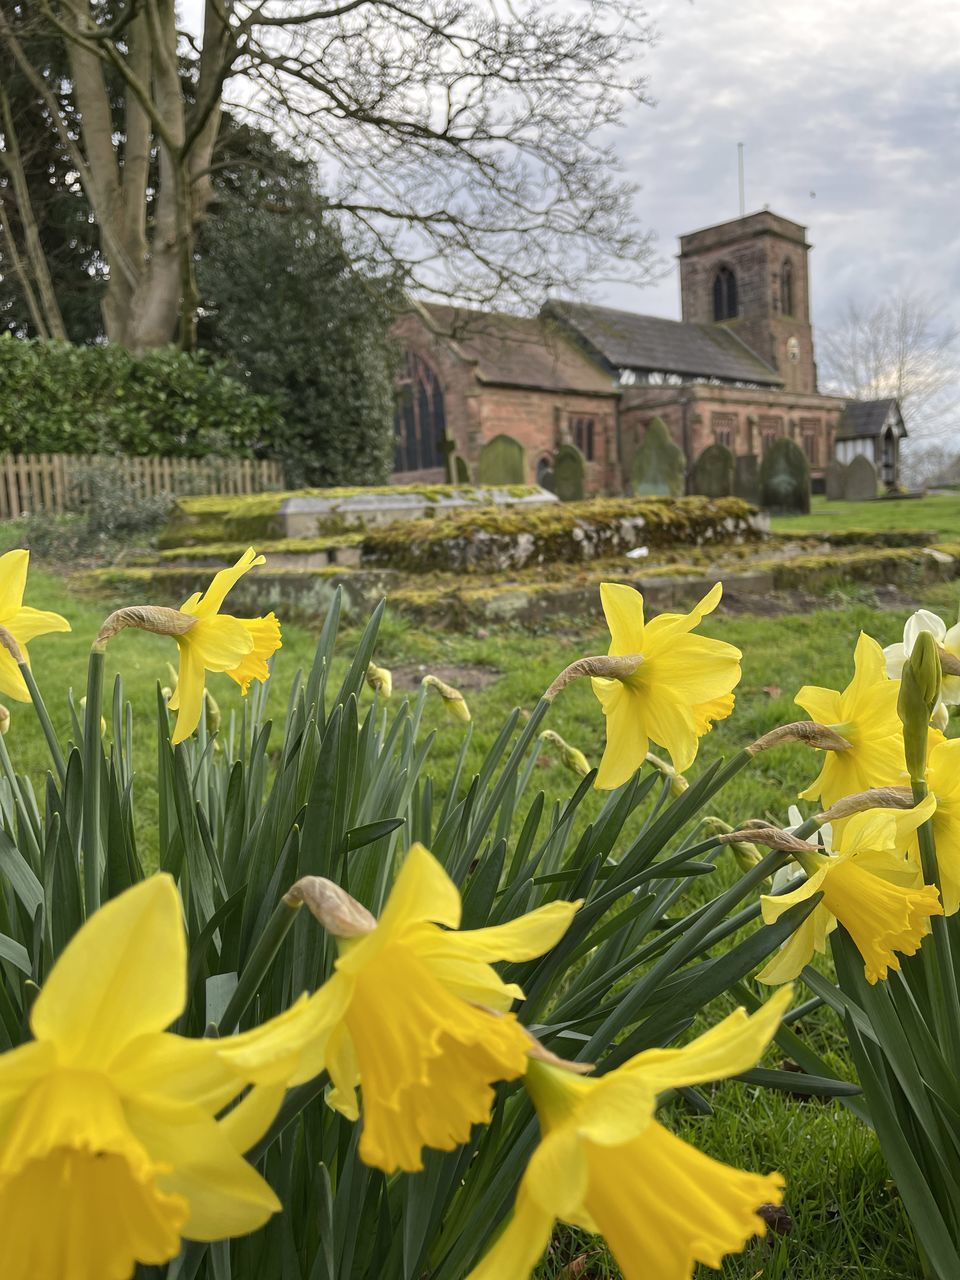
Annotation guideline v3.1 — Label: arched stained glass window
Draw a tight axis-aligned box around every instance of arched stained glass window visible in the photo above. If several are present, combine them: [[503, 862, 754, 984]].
[[394, 352, 446, 472], [712, 266, 738, 321]]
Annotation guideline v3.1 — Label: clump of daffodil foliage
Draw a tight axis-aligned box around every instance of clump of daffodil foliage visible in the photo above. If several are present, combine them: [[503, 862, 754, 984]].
[[0, 545, 958, 1278]]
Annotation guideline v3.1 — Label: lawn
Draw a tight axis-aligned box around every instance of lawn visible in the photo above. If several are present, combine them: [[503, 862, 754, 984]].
[[772, 490, 960, 539], [8, 539, 960, 1280]]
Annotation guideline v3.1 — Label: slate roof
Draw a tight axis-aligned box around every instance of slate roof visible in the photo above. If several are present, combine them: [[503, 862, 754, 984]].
[[837, 398, 906, 439], [543, 300, 783, 387], [418, 303, 617, 395]]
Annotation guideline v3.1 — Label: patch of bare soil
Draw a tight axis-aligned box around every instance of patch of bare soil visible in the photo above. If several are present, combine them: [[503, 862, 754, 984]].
[[391, 661, 501, 691]]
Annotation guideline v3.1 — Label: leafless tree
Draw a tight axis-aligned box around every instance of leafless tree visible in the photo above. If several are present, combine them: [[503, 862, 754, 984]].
[[819, 291, 959, 439], [0, 1, 657, 353]]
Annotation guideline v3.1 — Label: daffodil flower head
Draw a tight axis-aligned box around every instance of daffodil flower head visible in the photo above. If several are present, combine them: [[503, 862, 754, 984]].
[[758, 796, 943, 985], [795, 632, 907, 809], [365, 661, 393, 698], [0, 875, 292, 1280], [169, 549, 281, 744], [591, 582, 741, 790], [219, 844, 580, 1174], [467, 990, 791, 1280], [0, 549, 70, 702], [885, 607, 960, 725]]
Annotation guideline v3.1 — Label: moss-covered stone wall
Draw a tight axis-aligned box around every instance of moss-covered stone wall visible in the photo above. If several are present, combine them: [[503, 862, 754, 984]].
[[360, 496, 765, 573]]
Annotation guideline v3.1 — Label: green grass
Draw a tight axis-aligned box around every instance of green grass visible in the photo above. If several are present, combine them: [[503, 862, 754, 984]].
[[772, 491, 960, 539], [11, 553, 958, 1280]]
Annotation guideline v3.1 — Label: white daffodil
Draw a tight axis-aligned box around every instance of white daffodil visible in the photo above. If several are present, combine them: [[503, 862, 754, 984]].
[[884, 608, 960, 729]]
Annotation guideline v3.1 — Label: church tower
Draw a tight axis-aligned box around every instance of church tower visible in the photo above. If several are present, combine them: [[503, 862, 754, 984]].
[[678, 210, 817, 394]]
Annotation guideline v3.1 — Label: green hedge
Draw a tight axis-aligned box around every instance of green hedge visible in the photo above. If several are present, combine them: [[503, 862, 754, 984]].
[[0, 336, 282, 457]]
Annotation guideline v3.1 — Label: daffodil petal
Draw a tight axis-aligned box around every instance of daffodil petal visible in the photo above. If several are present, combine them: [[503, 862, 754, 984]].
[[621, 988, 792, 1086], [600, 581, 645, 655], [453, 899, 581, 962], [465, 1182, 555, 1280], [375, 843, 462, 934], [109, 1033, 245, 1114], [171, 648, 206, 744], [30, 875, 186, 1069], [187, 549, 264, 618], [0, 549, 28, 619], [217, 1083, 286, 1155], [525, 1127, 588, 1219], [592, 678, 649, 789], [125, 1097, 281, 1242], [7, 605, 71, 644], [756, 913, 820, 984]]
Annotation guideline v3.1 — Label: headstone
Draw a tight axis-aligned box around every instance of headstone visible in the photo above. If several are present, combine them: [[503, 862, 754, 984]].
[[691, 443, 734, 497], [733, 454, 761, 505], [631, 417, 685, 497], [843, 454, 878, 501], [824, 458, 848, 501], [760, 437, 810, 514], [453, 454, 471, 484], [477, 433, 526, 485], [539, 467, 556, 493], [554, 443, 586, 501]]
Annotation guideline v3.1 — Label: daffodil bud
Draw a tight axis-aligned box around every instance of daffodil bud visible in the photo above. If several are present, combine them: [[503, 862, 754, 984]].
[[422, 675, 471, 723], [0, 704, 10, 735], [79, 695, 106, 737], [701, 816, 764, 874], [898, 630, 942, 781], [204, 689, 221, 735], [285, 875, 377, 937], [540, 729, 591, 777], [366, 661, 393, 699]]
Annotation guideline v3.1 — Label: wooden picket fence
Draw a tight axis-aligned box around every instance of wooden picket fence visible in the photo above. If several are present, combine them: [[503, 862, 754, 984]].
[[0, 453, 286, 519]]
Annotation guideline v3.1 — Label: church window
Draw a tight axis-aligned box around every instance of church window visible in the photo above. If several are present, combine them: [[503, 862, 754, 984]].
[[713, 266, 738, 321], [573, 416, 596, 461], [711, 412, 737, 448], [803, 433, 819, 465], [781, 261, 795, 316], [394, 352, 446, 473]]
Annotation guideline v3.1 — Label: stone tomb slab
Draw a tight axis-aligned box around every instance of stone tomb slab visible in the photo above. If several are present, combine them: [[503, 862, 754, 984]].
[[277, 485, 559, 537]]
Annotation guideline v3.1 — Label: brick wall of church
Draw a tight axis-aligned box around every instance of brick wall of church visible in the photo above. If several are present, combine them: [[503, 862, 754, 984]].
[[620, 384, 846, 489]]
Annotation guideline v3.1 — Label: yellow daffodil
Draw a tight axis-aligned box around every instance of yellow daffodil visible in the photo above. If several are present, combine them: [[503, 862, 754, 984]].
[[795, 632, 908, 809], [219, 843, 580, 1174], [0, 875, 291, 1280], [0, 549, 70, 701], [591, 582, 741, 789], [467, 989, 791, 1280], [169, 548, 281, 744], [758, 796, 942, 985], [907, 737, 960, 915]]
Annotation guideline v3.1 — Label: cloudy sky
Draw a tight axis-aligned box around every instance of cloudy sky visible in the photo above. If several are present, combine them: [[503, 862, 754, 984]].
[[180, 0, 958, 338], [615, 0, 960, 333]]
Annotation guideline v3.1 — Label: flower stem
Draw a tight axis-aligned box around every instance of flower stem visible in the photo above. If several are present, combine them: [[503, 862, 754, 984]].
[[82, 648, 105, 915], [18, 661, 66, 784], [215, 895, 302, 1036], [912, 777, 960, 1066]]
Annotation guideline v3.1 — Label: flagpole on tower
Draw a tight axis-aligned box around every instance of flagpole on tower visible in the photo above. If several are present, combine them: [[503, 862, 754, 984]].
[[737, 142, 745, 217]]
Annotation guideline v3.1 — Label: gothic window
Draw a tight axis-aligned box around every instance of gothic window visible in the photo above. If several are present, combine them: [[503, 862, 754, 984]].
[[780, 261, 795, 316], [572, 416, 596, 461], [712, 266, 738, 321], [711, 412, 737, 448], [394, 352, 446, 473]]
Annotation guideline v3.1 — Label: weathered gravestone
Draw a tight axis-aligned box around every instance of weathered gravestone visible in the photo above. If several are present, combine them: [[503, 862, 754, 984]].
[[632, 417, 685, 497], [844, 454, 878, 501], [453, 454, 472, 484], [760, 437, 810, 514], [478, 433, 526, 485], [554, 444, 586, 501], [824, 458, 848, 501], [691, 443, 735, 498], [733, 454, 761, 505]]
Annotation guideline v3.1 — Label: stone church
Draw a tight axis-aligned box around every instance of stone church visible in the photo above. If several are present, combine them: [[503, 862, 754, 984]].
[[391, 209, 902, 495]]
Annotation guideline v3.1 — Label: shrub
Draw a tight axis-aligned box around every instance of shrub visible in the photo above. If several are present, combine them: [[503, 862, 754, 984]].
[[0, 334, 282, 457]]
